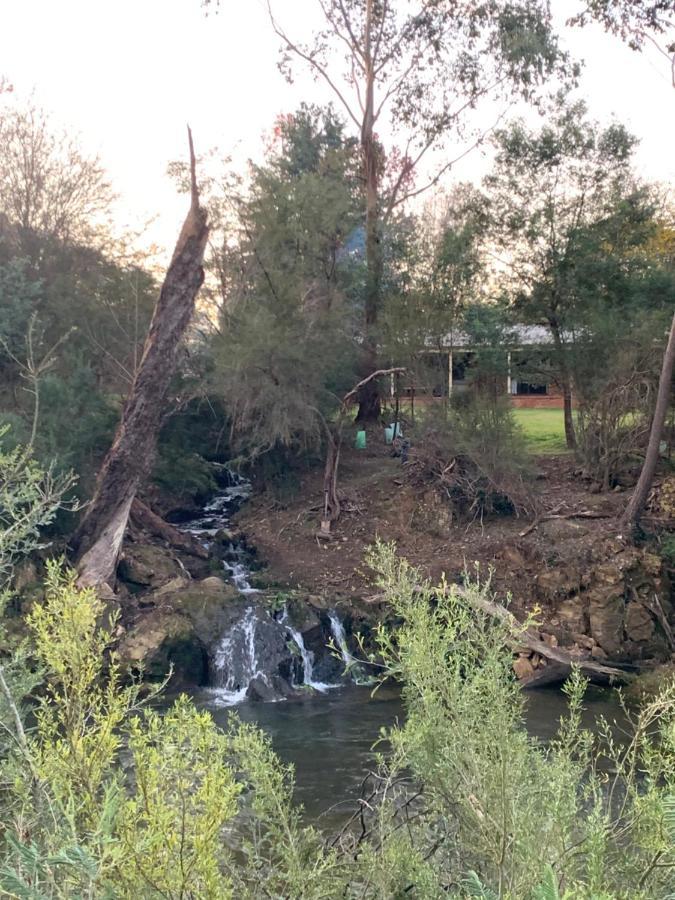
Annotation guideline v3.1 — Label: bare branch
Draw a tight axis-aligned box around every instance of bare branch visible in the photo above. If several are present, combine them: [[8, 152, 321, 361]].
[[267, 0, 361, 130]]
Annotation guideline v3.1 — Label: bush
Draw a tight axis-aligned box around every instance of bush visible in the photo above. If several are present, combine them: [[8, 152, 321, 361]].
[[576, 368, 652, 490], [362, 542, 675, 898], [0, 564, 342, 899], [406, 397, 535, 520]]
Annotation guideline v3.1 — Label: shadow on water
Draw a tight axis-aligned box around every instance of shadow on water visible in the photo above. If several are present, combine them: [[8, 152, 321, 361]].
[[198, 681, 629, 831]]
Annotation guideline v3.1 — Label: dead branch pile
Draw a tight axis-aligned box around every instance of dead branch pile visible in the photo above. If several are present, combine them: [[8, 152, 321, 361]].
[[404, 416, 536, 521]]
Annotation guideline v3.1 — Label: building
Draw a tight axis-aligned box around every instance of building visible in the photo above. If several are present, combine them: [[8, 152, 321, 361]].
[[401, 324, 565, 410]]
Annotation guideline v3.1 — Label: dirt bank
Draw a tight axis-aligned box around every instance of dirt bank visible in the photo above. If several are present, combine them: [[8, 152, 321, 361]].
[[235, 440, 674, 665]]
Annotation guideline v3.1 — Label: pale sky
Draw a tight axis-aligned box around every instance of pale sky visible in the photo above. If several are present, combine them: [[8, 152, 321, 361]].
[[1, 0, 673, 260]]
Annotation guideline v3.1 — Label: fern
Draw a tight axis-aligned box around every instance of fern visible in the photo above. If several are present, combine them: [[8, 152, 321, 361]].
[[463, 871, 499, 899]]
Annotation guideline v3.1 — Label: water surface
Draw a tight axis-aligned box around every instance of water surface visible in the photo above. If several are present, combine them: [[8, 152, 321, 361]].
[[198, 681, 627, 829]]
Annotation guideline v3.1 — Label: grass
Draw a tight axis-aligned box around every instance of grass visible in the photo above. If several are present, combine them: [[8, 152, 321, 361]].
[[513, 408, 569, 455]]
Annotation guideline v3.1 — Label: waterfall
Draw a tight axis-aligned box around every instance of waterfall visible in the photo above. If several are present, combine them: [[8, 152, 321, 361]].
[[210, 606, 268, 706], [223, 551, 258, 595], [328, 610, 354, 669], [281, 609, 336, 693]]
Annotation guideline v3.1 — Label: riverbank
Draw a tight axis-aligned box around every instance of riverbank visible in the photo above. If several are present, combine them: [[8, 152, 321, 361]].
[[234, 441, 674, 669]]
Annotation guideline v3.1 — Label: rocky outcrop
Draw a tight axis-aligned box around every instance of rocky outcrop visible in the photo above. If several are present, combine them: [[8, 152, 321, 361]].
[[533, 542, 672, 663], [118, 576, 242, 685]]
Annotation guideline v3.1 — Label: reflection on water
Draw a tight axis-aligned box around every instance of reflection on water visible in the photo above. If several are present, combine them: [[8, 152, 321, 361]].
[[200, 682, 628, 828]]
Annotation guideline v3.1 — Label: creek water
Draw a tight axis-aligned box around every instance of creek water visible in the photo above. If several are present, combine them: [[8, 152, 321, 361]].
[[181, 479, 627, 829], [196, 681, 626, 829]]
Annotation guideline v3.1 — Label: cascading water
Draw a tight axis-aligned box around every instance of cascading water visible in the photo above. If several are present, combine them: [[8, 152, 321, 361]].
[[210, 606, 268, 705], [178, 471, 258, 595], [281, 607, 336, 693], [177, 470, 355, 704], [328, 610, 354, 668]]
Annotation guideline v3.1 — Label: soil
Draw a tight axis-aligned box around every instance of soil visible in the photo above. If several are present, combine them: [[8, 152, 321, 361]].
[[234, 438, 630, 615]]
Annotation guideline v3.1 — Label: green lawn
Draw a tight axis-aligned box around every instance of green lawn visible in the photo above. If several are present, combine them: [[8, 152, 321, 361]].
[[513, 408, 569, 455]]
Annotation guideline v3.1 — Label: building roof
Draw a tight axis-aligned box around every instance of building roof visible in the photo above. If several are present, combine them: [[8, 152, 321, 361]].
[[437, 324, 554, 348]]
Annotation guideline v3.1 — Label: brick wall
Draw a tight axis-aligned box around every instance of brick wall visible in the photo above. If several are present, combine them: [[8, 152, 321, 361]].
[[509, 395, 564, 409]]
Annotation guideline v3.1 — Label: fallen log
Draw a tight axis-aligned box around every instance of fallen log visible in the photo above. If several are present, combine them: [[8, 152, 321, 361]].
[[130, 499, 208, 560], [467, 593, 634, 686], [519, 509, 613, 538]]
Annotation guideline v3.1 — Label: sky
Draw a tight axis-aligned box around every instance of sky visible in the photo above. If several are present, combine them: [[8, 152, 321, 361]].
[[1, 0, 673, 260]]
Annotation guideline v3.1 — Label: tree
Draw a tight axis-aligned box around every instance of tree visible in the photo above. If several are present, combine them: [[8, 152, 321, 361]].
[[209, 106, 362, 462], [0, 100, 114, 261], [483, 96, 642, 449], [251, 0, 572, 420], [569, 0, 675, 87], [622, 310, 675, 529], [71, 132, 209, 592], [380, 183, 486, 399]]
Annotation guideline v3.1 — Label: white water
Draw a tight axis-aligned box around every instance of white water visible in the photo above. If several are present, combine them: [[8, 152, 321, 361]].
[[209, 606, 270, 706], [178, 473, 258, 594], [178, 472, 352, 703], [328, 610, 354, 669], [281, 609, 337, 693]]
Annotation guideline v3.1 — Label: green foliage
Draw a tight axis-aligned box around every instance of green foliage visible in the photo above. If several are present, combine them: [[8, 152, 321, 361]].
[[365, 541, 675, 898], [0, 432, 76, 596], [209, 104, 361, 459], [0, 564, 343, 899], [408, 398, 535, 518]]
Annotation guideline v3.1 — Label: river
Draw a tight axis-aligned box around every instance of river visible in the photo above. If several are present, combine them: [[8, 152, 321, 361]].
[[181, 478, 627, 830], [193, 680, 626, 830]]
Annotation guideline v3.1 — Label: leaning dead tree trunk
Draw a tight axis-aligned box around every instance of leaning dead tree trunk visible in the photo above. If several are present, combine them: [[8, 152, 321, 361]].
[[71, 129, 209, 591], [622, 310, 675, 531]]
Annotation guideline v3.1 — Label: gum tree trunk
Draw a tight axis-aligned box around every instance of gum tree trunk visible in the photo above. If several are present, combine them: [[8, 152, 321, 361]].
[[71, 130, 209, 591], [356, 0, 382, 423], [622, 311, 675, 530]]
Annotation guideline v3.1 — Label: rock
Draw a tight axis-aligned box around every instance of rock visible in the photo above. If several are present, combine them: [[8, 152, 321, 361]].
[[624, 603, 655, 643], [152, 576, 191, 598], [118, 544, 184, 590], [591, 645, 608, 661], [571, 633, 595, 651], [541, 632, 558, 648], [587, 562, 626, 656], [513, 656, 535, 680], [246, 676, 278, 702], [167, 579, 243, 646], [118, 611, 207, 685], [557, 598, 586, 634]]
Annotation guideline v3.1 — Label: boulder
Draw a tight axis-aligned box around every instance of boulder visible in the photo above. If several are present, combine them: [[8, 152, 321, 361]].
[[117, 544, 184, 590], [513, 656, 535, 680], [118, 611, 207, 685], [167, 578, 243, 647], [624, 602, 655, 644], [587, 584, 625, 657]]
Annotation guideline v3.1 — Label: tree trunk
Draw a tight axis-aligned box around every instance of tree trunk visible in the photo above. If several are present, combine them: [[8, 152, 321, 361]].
[[356, 0, 382, 423], [129, 498, 208, 560], [549, 320, 577, 450], [562, 378, 576, 450], [622, 311, 675, 530], [71, 130, 209, 591]]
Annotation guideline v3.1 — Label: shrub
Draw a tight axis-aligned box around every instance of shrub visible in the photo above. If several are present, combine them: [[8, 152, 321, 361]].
[[362, 542, 675, 898], [406, 397, 535, 520]]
